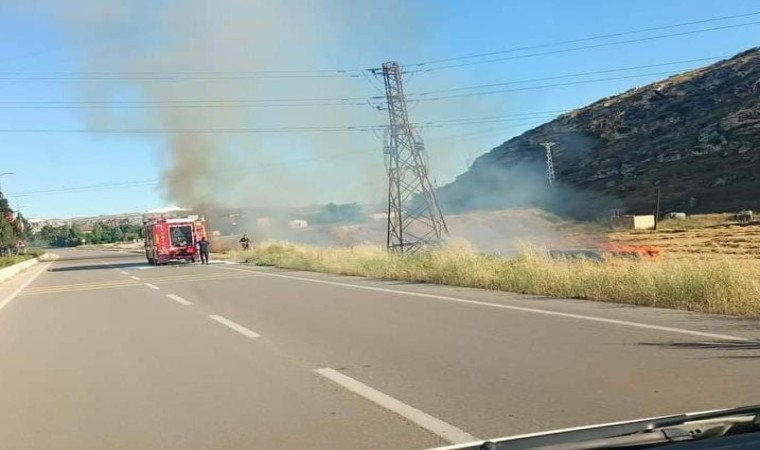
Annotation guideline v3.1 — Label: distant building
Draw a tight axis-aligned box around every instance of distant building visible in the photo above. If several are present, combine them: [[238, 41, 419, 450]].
[[27, 219, 45, 233], [289, 219, 308, 229], [611, 215, 655, 230]]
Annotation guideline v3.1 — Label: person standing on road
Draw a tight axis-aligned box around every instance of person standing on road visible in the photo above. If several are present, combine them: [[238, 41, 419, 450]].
[[240, 233, 251, 250], [197, 236, 210, 265]]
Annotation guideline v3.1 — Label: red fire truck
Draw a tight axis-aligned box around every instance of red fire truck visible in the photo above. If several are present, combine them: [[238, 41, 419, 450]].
[[143, 216, 207, 265]]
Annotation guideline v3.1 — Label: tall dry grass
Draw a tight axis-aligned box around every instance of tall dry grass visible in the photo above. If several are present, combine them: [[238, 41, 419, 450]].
[[231, 240, 760, 318]]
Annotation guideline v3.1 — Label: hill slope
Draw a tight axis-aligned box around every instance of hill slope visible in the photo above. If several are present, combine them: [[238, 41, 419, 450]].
[[437, 48, 760, 218]]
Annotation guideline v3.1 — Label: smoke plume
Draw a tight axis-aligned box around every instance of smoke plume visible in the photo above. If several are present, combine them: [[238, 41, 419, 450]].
[[11, 1, 601, 252], [22, 0, 434, 214]]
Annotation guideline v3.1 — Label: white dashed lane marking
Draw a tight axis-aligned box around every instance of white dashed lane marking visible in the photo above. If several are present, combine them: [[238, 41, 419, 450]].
[[314, 368, 477, 444], [208, 315, 261, 338], [166, 294, 192, 306]]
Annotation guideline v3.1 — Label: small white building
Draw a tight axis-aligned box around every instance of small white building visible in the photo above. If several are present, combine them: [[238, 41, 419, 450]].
[[611, 215, 656, 230], [667, 212, 687, 220], [289, 219, 308, 229]]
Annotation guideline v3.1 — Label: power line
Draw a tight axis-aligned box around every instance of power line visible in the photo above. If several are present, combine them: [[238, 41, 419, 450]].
[[2, 55, 724, 109], [0, 126, 382, 134], [426, 120, 552, 142], [405, 21, 760, 73], [0, 57, 729, 123], [0, 110, 572, 134], [14, 179, 159, 196], [406, 69, 694, 102], [0, 72, 365, 81], [0, 101, 369, 109], [405, 56, 726, 95], [418, 114, 560, 127], [0, 54, 730, 112], [0, 120, 556, 135], [406, 11, 760, 67], [11, 120, 550, 199], [0, 96, 368, 105], [0, 11, 760, 81], [5, 12, 756, 79], [11, 150, 371, 197]]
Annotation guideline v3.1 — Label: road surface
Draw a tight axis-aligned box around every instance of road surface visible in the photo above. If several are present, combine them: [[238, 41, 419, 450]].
[[0, 248, 758, 449]]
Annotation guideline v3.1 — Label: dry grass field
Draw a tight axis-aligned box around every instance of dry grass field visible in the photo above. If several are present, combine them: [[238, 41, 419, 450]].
[[213, 210, 760, 318], [609, 214, 760, 260]]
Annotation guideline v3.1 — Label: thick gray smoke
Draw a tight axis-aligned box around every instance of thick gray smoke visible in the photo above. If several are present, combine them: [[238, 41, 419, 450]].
[[22, 0, 430, 214]]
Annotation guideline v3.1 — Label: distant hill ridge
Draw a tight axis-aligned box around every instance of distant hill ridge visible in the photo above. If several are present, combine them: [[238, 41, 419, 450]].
[[438, 47, 760, 218]]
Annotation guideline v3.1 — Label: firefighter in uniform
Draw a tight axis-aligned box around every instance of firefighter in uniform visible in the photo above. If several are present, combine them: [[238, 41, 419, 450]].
[[197, 236, 210, 264]]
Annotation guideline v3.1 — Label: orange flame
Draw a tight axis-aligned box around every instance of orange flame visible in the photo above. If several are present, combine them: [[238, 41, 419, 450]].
[[599, 243, 663, 260]]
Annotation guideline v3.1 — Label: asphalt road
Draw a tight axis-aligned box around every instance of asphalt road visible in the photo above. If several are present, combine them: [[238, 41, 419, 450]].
[[1, 248, 759, 449]]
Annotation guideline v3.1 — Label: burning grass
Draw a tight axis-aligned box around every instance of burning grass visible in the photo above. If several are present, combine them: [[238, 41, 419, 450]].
[[611, 217, 760, 260], [231, 240, 760, 318]]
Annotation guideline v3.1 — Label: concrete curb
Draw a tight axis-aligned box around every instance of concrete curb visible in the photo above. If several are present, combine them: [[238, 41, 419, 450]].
[[0, 256, 41, 284]]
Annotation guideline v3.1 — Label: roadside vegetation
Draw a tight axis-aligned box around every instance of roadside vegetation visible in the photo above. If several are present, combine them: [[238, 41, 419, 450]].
[[0, 189, 31, 257], [0, 248, 45, 269], [0, 253, 39, 269], [36, 222, 143, 247], [230, 240, 760, 318]]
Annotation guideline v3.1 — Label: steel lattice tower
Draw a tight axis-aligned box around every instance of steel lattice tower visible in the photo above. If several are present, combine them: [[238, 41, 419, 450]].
[[379, 61, 448, 254], [540, 142, 556, 186]]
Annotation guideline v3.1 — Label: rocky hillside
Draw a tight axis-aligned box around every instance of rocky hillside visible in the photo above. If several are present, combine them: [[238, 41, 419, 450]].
[[438, 47, 760, 218]]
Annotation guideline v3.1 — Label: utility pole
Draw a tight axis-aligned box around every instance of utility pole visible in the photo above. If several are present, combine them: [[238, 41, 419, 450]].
[[0, 172, 14, 194], [654, 185, 661, 230], [377, 61, 448, 254], [539, 142, 556, 186]]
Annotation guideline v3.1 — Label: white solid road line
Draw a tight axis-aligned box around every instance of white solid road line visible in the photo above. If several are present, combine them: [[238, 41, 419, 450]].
[[0, 263, 50, 314], [166, 294, 192, 306], [215, 266, 751, 342], [209, 315, 261, 338], [144, 283, 160, 290], [315, 368, 477, 444], [129, 276, 140, 281]]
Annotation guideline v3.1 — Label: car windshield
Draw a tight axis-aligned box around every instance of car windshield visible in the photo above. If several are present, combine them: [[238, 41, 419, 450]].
[[2, 2, 760, 449]]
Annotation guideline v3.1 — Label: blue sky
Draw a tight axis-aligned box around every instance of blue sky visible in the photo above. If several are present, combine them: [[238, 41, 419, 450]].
[[1, 0, 759, 219]]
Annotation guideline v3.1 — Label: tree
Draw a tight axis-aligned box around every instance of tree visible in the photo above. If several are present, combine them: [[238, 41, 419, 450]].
[[90, 223, 106, 244], [109, 226, 124, 243], [67, 226, 83, 247], [0, 189, 11, 215], [12, 212, 30, 240], [35, 225, 60, 246], [0, 216, 15, 254]]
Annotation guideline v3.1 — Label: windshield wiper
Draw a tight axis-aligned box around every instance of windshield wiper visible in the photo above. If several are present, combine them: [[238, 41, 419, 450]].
[[452, 404, 760, 450]]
